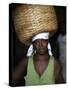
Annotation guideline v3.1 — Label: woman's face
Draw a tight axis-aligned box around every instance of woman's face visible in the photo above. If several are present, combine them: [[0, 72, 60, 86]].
[[33, 39, 48, 55]]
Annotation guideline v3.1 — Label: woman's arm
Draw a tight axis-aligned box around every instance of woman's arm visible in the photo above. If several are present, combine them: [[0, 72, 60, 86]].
[[54, 60, 64, 84], [12, 57, 28, 82]]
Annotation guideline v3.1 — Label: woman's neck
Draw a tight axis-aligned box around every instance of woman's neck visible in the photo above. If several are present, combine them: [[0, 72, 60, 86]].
[[33, 53, 50, 61]]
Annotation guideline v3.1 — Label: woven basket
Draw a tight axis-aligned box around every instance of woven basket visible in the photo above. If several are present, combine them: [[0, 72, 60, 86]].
[[13, 4, 58, 45]]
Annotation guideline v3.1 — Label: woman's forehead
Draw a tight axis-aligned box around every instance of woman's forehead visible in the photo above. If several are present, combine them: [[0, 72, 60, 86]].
[[33, 39, 49, 43]]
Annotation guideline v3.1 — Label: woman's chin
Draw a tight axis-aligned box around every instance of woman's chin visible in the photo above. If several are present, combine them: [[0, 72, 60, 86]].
[[38, 52, 46, 55]]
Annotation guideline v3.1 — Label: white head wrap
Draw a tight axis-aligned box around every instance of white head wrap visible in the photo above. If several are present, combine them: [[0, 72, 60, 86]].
[[26, 32, 53, 56]]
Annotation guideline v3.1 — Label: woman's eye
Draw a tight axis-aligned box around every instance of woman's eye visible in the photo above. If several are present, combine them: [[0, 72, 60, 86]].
[[34, 40, 38, 43]]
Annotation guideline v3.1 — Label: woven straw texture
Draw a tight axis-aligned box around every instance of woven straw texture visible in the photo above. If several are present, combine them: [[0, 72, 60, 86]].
[[13, 4, 58, 44]]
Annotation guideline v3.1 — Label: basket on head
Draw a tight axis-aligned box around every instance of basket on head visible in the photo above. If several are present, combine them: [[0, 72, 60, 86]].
[[13, 4, 58, 45]]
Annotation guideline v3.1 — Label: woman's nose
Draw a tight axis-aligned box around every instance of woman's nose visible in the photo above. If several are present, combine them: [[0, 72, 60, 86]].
[[39, 40, 43, 47]]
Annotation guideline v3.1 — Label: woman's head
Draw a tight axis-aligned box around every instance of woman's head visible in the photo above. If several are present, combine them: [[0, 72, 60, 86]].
[[32, 32, 49, 55], [33, 39, 49, 55], [26, 32, 53, 56]]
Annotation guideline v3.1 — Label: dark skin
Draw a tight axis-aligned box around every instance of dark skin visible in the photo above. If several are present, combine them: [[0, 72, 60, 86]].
[[12, 39, 64, 84], [32, 39, 50, 77]]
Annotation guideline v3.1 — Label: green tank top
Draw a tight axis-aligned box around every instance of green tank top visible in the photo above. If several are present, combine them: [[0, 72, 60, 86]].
[[25, 56, 55, 86]]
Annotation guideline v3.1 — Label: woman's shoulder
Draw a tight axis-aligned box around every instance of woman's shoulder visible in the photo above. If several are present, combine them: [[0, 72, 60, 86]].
[[22, 56, 29, 66]]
